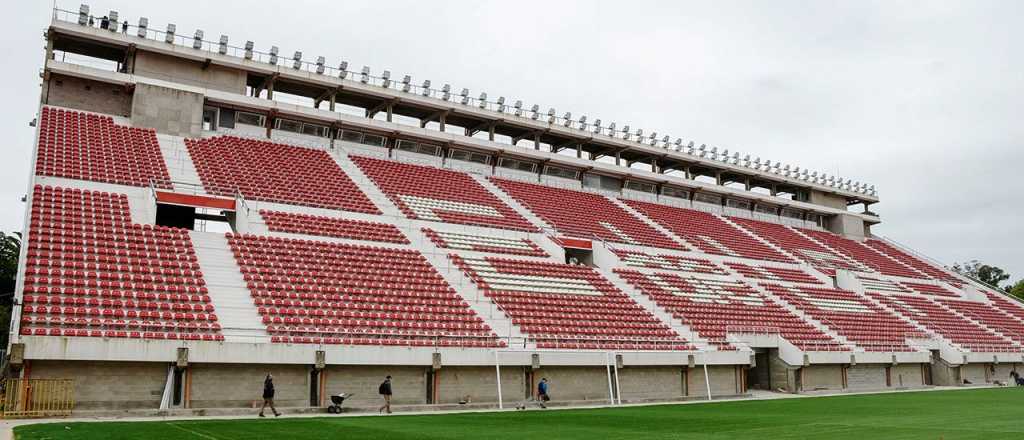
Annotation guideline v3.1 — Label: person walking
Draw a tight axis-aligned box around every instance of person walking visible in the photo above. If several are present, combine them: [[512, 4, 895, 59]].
[[537, 378, 550, 408], [259, 373, 281, 417], [378, 375, 393, 414]]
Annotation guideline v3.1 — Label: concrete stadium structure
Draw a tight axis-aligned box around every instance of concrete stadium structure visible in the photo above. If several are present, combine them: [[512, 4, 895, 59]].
[[6, 4, 1024, 413]]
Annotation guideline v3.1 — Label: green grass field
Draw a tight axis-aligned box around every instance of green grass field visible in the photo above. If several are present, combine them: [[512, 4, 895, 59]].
[[14, 388, 1024, 440]]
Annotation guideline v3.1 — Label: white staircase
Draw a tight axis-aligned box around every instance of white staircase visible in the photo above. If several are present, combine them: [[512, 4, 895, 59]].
[[598, 267, 708, 348], [328, 150, 530, 347], [157, 134, 206, 193], [190, 231, 268, 343], [471, 174, 555, 232], [608, 197, 694, 251], [329, 150, 404, 218]]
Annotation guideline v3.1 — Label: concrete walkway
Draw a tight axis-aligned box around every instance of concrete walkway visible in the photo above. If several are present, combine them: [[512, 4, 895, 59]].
[[0, 384, 1000, 439]]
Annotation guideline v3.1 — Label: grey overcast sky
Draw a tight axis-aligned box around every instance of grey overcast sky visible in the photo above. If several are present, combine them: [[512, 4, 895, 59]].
[[2, 1, 1021, 280]]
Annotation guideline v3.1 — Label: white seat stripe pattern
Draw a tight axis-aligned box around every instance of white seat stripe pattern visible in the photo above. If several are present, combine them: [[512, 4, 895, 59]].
[[399, 194, 503, 221], [461, 257, 603, 296]]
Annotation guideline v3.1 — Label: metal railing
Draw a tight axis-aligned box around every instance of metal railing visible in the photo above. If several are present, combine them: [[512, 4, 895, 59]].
[[49, 6, 877, 200], [1, 378, 74, 418]]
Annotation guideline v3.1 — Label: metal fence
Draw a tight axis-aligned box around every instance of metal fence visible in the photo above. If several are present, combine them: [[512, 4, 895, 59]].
[[1, 379, 75, 418]]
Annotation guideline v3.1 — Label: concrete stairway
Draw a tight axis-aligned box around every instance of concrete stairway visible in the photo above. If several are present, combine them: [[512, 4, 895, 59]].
[[157, 134, 206, 193], [327, 149, 530, 347], [190, 231, 268, 343], [597, 266, 708, 348], [470, 174, 555, 232], [608, 197, 694, 251]]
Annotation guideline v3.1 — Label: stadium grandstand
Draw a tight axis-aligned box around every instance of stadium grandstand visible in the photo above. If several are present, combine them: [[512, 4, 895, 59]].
[[5, 3, 1024, 415]]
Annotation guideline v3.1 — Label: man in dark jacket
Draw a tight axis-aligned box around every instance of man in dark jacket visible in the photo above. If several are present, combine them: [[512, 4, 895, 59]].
[[259, 374, 281, 417], [378, 375, 393, 414], [537, 378, 550, 408]]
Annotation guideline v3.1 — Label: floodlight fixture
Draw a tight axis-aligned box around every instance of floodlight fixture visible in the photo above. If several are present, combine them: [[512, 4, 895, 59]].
[[268, 46, 279, 65], [218, 35, 229, 55], [547, 108, 556, 123], [137, 17, 148, 38], [561, 112, 572, 127], [478, 92, 488, 108], [291, 51, 303, 69], [622, 125, 631, 140], [360, 66, 370, 83], [593, 119, 603, 134], [530, 104, 540, 120], [401, 75, 412, 92], [421, 80, 431, 96], [607, 122, 616, 136], [315, 56, 326, 74], [497, 96, 507, 112], [674, 138, 683, 150], [381, 70, 392, 88], [165, 24, 176, 44], [662, 135, 670, 147], [578, 115, 587, 130], [460, 88, 470, 105], [243, 41, 253, 59], [193, 30, 203, 50], [441, 84, 451, 100], [338, 61, 348, 78], [513, 100, 523, 116], [108, 11, 119, 32], [78, 4, 89, 26]]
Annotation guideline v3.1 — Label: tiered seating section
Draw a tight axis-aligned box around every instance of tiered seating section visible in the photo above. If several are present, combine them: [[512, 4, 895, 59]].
[[724, 262, 822, 285], [864, 239, 961, 285], [799, 228, 923, 278], [351, 156, 536, 231], [449, 255, 689, 350], [616, 269, 842, 351], [613, 249, 726, 275], [763, 284, 919, 351], [422, 228, 547, 257], [260, 210, 408, 244], [730, 218, 864, 271], [186, 136, 378, 213], [621, 200, 792, 263], [899, 281, 959, 298], [984, 292, 1024, 323], [20, 185, 222, 340], [868, 293, 1015, 351], [490, 178, 681, 249], [228, 234, 500, 347], [36, 107, 172, 189], [939, 298, 1024, 345]]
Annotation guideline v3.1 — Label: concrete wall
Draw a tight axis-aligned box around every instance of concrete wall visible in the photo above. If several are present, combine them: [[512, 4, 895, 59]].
[[617, 366, 685, 402], [44, 73, 132, 117], [930, 358, 961, 386], [437, 366, 525, 405], [769, 350, 798, 392], [688, 365, 741, 397], [29, 360, 166, 410], [847, 364, 886, 390], [809, 190, 848, 211], [134, 51, 246, 94], [323, 365, 426, 407], [190, 363, 310, 408], [993, 363, 1021, 384], [961, 363, 989, 384], [827, 213, 866, 239], [531, 366, 613, 402], [801, 365, 843, 391], [130, 83, 204, 137], [892, 364, 925, 388]]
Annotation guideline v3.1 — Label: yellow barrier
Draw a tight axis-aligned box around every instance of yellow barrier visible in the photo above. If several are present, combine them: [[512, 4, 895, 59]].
[[1, 379, 74, 418]]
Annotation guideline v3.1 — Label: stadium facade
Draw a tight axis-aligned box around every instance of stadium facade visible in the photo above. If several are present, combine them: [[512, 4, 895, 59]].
[[7, 4, 1023, 412]]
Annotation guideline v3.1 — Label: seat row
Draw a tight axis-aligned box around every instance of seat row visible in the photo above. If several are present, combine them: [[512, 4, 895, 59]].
[[260, 210, 408, 244], [423, 228, 548, 257]]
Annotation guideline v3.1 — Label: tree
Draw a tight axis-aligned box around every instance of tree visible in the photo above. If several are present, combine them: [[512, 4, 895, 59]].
[[0, 231, 20, 348], [1008, 280, 1024, 301], [952, 260, 1011, 289]]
